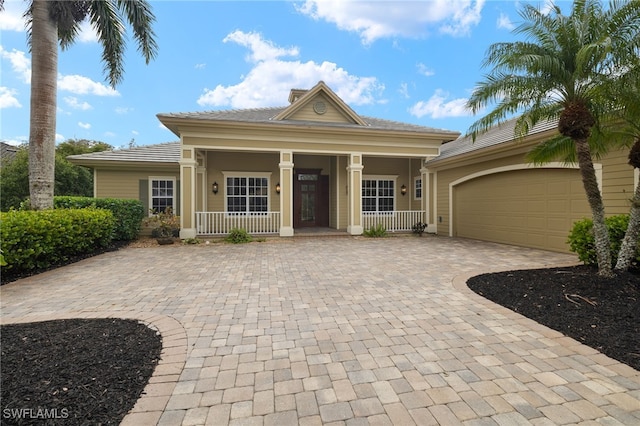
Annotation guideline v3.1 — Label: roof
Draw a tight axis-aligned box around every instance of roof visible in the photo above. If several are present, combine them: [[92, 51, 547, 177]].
[[67, 142, 180, 164], [427, 118, 559, 165], [1, 142, 20, 163], [157, 106, 459, 136]]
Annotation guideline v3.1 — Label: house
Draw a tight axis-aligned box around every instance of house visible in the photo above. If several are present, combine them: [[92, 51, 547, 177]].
[[68, 81, 637, 252], [1, 142, 19, 166]]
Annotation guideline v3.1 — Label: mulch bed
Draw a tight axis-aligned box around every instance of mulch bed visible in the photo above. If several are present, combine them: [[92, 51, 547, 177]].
[[0, 318, 162, 425], [468, 265, 640, 371]]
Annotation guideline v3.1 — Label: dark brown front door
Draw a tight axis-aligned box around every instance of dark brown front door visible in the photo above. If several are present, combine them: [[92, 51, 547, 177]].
[[294, 169, 329, 228]]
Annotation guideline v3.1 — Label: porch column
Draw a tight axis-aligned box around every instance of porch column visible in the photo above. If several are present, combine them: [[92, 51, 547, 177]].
[[421, 157, 436, 233], [347, 153, 364, 235], [179, 146, 197, 239], [279, 151, 294, 237]]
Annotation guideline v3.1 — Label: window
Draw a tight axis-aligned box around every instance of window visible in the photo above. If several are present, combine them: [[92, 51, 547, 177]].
[[225, 175, 269, 214], [150, 178, 175, 214], [414, 177, 422, 200], [362, 178, 395, 212]]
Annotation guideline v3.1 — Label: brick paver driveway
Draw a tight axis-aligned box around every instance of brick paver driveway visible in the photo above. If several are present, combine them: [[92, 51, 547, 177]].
[[2, 236, 639, 425]]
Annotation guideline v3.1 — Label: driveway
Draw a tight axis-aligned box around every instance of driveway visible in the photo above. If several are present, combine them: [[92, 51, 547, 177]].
[[2, 236, 639, 425]]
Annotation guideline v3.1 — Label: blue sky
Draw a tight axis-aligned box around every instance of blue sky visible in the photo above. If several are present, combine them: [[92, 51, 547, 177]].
[[0, 1, 554, 148]]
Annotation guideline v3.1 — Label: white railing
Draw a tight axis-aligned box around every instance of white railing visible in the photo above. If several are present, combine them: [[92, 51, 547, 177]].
[[362, 210, 425, 233], [197, 212, 280, 235]]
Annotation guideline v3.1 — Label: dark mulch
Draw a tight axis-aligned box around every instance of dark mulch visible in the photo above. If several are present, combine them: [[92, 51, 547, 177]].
[[0, 318, 162, 425], [468, 265, 640, 371]]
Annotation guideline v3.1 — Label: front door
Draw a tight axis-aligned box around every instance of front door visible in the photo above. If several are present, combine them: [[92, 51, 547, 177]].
[[294, 169, 329, 228]]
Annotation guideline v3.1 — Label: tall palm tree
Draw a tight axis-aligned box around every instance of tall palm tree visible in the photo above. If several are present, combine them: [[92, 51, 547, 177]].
[[7, 0, 158, 210], [466, 0, 640, 277]]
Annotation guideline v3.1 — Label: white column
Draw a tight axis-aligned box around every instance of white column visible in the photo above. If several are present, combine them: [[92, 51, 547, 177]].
[[347, 153, 364, 235], [279, 151, 294, 237], [179, 146, 197, 239]]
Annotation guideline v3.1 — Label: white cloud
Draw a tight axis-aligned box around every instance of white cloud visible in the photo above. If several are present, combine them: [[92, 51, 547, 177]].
[[417, 63, 435, 77], [497, 13, 515, 31], [0, 46, 31, 83], [0, 87, 21, 108], [115, 106, 132, 114], [297, 0, 485, 44], [78, 122, 91, 129], [409, 89, 471, 119], [55, 133, 65, 142], [2, 137, 27, 146], [0, 1, 26, 32], [131, 130, 139, 135], [198, 31, 383, 109], [104, 131, 116, 138], [64, 96, 92, 110], [58, 75, 119, 96], [76, 20, 99, 43], [399, 82, 409, 99], [195, 63, 206, 70]]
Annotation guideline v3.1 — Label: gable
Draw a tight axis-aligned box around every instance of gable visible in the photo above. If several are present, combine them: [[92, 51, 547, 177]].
[[287, 93, 354, 124], [273, 81, 368, 126]]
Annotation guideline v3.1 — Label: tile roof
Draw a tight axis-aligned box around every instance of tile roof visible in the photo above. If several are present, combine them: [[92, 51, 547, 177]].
[[67, 141, 180, 163], [1, 142, 20, 163], [428, 118, 559, 164], [157, 107, 459, 136]]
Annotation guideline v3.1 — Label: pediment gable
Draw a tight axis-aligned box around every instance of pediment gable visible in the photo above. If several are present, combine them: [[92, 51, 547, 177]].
[[273, 81, 368, 126]]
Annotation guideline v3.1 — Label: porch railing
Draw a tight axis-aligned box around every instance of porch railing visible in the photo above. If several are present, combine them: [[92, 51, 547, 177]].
[[196, 212, 280, 235], [363, 210, 425, 233]]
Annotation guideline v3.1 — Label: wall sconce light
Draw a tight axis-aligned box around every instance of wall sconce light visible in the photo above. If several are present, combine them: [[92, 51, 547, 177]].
[[275, 182, 281, 194], [212, 181, 219, 194], [401, 184, 407, 196]]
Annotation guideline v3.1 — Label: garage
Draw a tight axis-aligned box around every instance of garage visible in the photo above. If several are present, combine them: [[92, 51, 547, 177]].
[[453, 168, 592, 252]]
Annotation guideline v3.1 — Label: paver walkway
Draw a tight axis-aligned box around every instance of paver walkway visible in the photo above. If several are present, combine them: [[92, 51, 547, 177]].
[[1, 236, 639, 425]]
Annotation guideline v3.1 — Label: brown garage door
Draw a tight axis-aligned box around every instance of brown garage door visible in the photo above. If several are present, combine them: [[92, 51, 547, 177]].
[[454, 168, 591, 252]]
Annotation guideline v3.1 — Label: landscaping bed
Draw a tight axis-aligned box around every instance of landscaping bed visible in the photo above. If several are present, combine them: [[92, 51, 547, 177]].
[[468, 265, 640, 371]]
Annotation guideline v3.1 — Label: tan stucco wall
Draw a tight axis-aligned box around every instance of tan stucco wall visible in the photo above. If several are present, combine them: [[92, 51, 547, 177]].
[[205, 151, 281, 213]]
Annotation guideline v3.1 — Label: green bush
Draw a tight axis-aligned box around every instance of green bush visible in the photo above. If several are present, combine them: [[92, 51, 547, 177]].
[[363, 223, 387, 238], [54, 196, 144, 241], [568, 214, 639, 266], [1, 208, 115, 273], [225, 228, 253, 244]]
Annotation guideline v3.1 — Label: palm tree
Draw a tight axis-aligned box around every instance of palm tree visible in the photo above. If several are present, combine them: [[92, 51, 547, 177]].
[[466, 0, 640, 277], [6, 0, 158, 210]]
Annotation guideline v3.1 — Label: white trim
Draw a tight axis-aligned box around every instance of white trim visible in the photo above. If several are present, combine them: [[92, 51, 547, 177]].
[[148, 176, 177, 216], [413, 176, 422, 201], [221, 171, 273, 214], [447, 162, 602, 237], [362, 175, 399, 213], [635, 168, 639, 192]]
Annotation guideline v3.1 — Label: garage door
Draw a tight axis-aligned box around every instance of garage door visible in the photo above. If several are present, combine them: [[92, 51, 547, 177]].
[[454, 168, 591, 252]]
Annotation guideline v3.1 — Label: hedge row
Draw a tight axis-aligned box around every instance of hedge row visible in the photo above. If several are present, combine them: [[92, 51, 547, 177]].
[[568, 214, 640, 266], [1, 208, 115, 273], [54, 196, 144, 241]]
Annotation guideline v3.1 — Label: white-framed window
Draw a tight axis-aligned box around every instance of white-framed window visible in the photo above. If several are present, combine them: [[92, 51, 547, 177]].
[[414, 177, 422, 200], [362, 176, 396, 213], [223, 172, 271, 215], [149, 177, 175, 214]]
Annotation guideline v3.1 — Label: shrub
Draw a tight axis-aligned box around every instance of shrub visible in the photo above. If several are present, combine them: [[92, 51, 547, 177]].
[[568, 214, 639, 266], [143, 207, 180, 238], [54, 196, 145, 241], [363, 223, 387, 238], [1, 208, 115, 273], [225, 228, 253, 244]]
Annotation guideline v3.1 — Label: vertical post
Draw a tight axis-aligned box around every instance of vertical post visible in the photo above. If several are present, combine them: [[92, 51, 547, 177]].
[[180, 146, 197, 239], [347, 153, 364, 235], [279, 151, 294, 237]]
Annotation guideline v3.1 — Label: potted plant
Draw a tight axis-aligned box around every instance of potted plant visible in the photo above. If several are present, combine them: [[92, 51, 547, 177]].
[[143, 207, 180, 244], [412, 221, 428, 237]]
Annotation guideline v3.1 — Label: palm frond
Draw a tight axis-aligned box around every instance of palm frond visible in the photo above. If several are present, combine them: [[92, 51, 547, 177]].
[[88, 0, 126, 87], [116, 0, 158, 64]]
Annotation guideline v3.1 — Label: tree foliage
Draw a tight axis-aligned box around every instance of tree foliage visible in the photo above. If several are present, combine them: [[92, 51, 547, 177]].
[[0, 140, 112, 211]]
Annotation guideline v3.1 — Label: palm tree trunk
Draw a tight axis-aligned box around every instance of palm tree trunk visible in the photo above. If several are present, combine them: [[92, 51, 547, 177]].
[[614, 174, 640, 271], [575, 138, 614, 277], [28, 1, 57, 210]]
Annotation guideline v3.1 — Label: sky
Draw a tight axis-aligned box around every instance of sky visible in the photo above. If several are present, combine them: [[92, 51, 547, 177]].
[[0, 0, 557, 148]]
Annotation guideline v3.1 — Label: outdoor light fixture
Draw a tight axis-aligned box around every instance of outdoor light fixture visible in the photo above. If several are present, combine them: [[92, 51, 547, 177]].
[[275, 182, 281, 194], [212, 182, 219, 194], [401, 184, 407, 196]]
